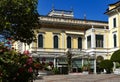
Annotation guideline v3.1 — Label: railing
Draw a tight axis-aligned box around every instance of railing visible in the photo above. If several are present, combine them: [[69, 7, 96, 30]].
[[31, 47, 117, 58], [31, 47, 66, 53], [31, 47, 115, 55]]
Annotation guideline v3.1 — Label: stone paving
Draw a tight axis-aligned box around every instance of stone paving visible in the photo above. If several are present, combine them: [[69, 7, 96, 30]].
[[34, 74, 120, 82]]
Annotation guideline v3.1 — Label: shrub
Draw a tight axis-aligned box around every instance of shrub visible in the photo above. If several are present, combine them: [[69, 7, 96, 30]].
[[99, 60, 113, 74], [0, 43, 39, 82], [111, 49, 120, 63]]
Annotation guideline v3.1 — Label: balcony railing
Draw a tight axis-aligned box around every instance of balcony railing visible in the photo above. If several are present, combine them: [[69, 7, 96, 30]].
[[31, 47, 115, 59], [31, 47, 111, 55]]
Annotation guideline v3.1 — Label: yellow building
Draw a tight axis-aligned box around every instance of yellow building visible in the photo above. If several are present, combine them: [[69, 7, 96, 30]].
[[14, 1, 120, 74], [105, 1, 120, 51]]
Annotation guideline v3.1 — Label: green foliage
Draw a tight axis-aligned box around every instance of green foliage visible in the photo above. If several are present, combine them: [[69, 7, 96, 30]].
[[66, 51, 72, 73], [0, 0, 39, 44], [115, 62, 120, 68], [67, 51, 72, 65], [99, 60, 113, 74], [82, 64, 90, 71], [52, 67, 60, 74], [111, 49, 120, 63], [0, 43, 40, 82]]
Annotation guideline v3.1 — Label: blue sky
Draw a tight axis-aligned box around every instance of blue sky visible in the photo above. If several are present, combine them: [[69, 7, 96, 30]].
[[37, 0, 118, 21]]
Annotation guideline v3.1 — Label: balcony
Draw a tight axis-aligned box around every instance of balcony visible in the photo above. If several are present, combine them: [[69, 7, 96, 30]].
[[31, 47, 111, 59], [31, 48, 89, 58]]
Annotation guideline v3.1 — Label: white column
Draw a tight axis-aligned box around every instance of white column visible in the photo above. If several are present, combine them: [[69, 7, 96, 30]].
[[94, 59, 96, 74], [104, 26, 107, 48], [91, 26, 95, 48], [54, 57, 56, 68], [85, 35, 87, 49], [82, 59, 84, 67], [62, 32, 65, 48]]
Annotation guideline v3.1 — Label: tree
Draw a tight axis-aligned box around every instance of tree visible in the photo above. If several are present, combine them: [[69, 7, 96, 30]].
[[99, 60, 113, 74], [0, 0, 39, 44], [66, 50, 72, 73], [111, 49, 120, 63]]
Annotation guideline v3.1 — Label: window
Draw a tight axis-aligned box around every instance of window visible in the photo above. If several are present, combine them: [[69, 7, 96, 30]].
[[113, 18, 116, 28], [53, 35, 58, 48], [67, 36, 71, 48], [78, 37, 82, 49], [87, 35, 91, 48], [113, 34, 117, 47], [96, 35, 103, 48], [38, 34, 43, 48]]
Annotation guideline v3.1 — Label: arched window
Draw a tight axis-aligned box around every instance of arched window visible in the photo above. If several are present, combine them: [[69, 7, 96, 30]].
[[78, 37, 82, 49], [67, 36, 71, 48], [38, 34, 43, 48], [54, 35, 58, 48], [113, 34, 117, 47]]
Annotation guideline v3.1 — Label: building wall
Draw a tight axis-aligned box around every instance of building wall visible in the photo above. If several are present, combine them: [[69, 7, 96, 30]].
[[109, 14, 118, 48], [32, 28, 84, 50], [12, 1, 120, 74], [117, 12, 120, 48], [85, 28, 109, 49]]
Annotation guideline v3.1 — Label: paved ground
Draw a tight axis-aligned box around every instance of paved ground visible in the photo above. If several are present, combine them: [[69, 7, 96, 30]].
[[34, 74, 120, 82]]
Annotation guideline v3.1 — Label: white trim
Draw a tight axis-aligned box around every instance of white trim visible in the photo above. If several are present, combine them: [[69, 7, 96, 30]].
[[66, 31, 84, 35]]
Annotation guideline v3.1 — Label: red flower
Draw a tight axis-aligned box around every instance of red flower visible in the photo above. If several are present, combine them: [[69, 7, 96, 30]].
[[26, 57, 33, 65], [23, 64, 27, 67], [28, 67, 33, 73], [23, 50, 29, 55]]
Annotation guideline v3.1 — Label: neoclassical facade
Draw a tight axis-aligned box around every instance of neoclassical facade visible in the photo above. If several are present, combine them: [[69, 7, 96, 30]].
[[13, 1, 120, 74], [105, 1, 120, 51]]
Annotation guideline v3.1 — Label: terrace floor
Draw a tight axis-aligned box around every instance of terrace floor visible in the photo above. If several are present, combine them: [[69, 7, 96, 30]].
[[34, 74, 120, 82]]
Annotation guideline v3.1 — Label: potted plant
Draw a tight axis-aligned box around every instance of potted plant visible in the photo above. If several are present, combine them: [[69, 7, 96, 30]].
[[82, 64, 90, 74]]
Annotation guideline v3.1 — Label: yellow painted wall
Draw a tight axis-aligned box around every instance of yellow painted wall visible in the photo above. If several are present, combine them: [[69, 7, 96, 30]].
[[72, 37, 77, 49], [117, 13, 120, 48], [44, 32, 52, 48], [33, 28, 85, 49], [108, 14, 119, 48], [94, 29, 109, 48]]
